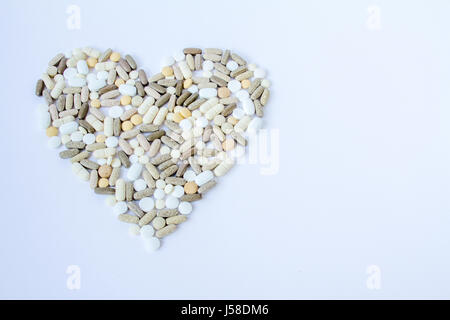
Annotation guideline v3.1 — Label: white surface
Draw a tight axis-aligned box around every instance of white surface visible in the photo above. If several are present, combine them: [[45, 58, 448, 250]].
[[1, 0, 450, 299]]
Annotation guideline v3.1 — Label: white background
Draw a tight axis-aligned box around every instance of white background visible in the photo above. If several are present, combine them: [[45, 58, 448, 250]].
[[1, 0, 450, 299]]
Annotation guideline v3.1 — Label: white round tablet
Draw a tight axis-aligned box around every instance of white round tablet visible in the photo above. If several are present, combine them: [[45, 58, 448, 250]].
[[140, 225, 155, 238], [143, 237, 160, 252], [105, 136, 118, 148], [47, 136, 61, 149], [227, 80, 241, 93], [154, 188, 165, 200], [236, 90, 250, 100], [165, 196, 179, 209], [172, 185, 185, 198], [203, 60, 214, 71], [178, 202, 193, 215], [139, 197, 155, 212], [226, 60, 238, 71], [128, 225, 141, 236], [82, 133, 95, 145], [133, 179, 147, 192], [183, 170, 196, 182], [113, 201, 128, 215], [179, 118, 193, 131], [109, 106, 124, 118]]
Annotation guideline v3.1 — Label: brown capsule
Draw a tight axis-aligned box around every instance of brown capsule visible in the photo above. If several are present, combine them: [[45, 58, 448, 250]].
[[176, 91, 191, 106], [198, 180, 217, 194], [95, 187, 115, 195], [35, 79, 44, 96], [138, 69, 148, 85], [155, 93, 170, 107], [135, 81, 145, 97], [139, 210, 157, 226], [155, 224, 176, 238], [183, 92, 198, 107], [125, 54, 137, 70], [59, 149, 79, 159], [180, 193, 202, 202], [118, 214, 139, 224], [78, 102, 89, 120], [118, 58, 131, 73], [146, 130, 165, 142], [125, 182, 133, 201], [118, 150, 131, 168], [183, 48, 202, 55]]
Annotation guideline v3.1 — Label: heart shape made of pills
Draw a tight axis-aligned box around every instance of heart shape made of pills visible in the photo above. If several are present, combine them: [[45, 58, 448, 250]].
[[35, 47, 271, 252]]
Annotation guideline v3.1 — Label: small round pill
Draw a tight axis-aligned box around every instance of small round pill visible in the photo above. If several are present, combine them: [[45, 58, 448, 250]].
[[241, 79, 251, 89], [165, 196, 179, 209], [178, 202, 193, 215], [128, 225, 141, 236], [203, 60, 214, 71], [133, 179, 147, 192], [227, 80, 241, 93], [155, 199, 165, 209], [154, 188, 165, 200], [226, 60, 238, 71], [134, 146, 144, 156], [105, 136, 119, 148], [47, 136, 61, 149], [152, 216, 166, 230], [105, 195, 116, 207], [143, 237, 160, 252], [98, 178, 109, 188], [254, 68, 266, 78], [83, 133, 95, 144], [164, 184, 174, 194], [91, 99, 101, 108], [46, 126, 58, 137], [121, 95, 131, 106], [140, 225, 155, 238], [110, 52, 121, 62], [172, 185, 185, 198], [96, 134, 106, 143], [183, 170, 196, 182], [156, 179, 166, 189], [162, 66, 174, 77], [160, 145, 170, 155], [113, 201, 128, 215], [218, 87, 230, 98], [122, 120, 134, 131], [129, 154, 139, 163], [130, 114, 143, 125], [139, 197, 155, 212], [184, 181, 198, 194], [98, 165, 112, 178]]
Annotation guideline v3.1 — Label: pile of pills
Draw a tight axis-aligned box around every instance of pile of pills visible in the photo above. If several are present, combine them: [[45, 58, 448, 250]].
[[35, 47, 271, 252]]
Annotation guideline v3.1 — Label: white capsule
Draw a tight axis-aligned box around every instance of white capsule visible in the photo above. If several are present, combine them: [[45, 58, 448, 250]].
[[72, 163, 89, 181], [115, 179, 125, 201], [195, 170, 214, 186], [77, 60, 89, 75], [59, 121, 78, 135], [119, 84, 136, 96], [127, 163, 143, 181], [199, 88, 217, 99]]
